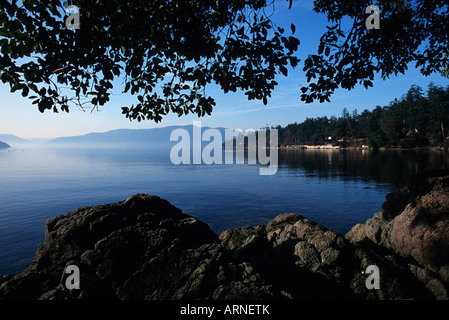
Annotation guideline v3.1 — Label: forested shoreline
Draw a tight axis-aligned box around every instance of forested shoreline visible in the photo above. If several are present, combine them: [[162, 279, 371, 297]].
[[275, 84, 449, 149]]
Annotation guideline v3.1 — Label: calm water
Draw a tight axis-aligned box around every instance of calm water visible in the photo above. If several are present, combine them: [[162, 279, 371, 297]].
[[1, 146, 448, 276]]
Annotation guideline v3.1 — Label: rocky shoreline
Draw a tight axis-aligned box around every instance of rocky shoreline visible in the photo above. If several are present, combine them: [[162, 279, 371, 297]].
[[1, 170, 448, 300]]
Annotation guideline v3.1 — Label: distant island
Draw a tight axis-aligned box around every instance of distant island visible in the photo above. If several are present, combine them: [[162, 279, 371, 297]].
[[0, 141, 11, 150]]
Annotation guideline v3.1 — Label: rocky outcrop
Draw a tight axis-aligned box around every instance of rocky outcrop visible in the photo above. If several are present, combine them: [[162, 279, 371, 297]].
[[219, 213, 440, 299], [0, 194, 283, 300], [346, 169, 449, 298], [1, 171, 449, 300]]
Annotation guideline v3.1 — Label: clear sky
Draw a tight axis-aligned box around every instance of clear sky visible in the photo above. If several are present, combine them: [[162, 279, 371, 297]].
[[1, 0, 449, 139]]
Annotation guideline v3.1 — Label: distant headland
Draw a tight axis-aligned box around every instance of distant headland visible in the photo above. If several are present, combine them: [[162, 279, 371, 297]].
[[0, 141, 11, 150]]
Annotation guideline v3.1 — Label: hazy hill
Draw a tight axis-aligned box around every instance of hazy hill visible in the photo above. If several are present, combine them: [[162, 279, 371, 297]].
[[0, 134, 32, 146], [46, 125, 229, 148]]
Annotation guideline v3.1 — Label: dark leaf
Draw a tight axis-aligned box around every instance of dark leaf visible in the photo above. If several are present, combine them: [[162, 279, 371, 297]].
[[280, 65, 288, 76]]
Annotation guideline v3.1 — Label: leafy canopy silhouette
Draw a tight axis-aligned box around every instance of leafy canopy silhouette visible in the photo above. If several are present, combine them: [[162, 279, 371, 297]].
[[1, 0, 299, 121], [0, 0, 448, 121], [302, 0, 449, 103]]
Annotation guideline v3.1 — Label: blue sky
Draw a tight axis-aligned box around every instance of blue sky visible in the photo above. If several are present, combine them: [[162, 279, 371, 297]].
[[1, 0, 448, 139]]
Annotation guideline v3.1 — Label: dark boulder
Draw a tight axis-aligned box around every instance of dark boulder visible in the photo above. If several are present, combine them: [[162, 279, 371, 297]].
[[0, 195, 218, 299], [220, 213, 435, 299]]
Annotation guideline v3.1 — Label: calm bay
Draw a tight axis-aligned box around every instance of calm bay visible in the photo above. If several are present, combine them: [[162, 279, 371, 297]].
[[0, 146, 448, 276]]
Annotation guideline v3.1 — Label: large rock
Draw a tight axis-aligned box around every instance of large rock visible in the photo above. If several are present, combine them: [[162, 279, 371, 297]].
[[1, 171, 449, 300], [220, 213, 435, 299], [0, 194, 280, 300], [346, 170, 449, 285]]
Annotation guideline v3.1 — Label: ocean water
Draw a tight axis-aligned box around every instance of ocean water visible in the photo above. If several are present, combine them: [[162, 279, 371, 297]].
[[0, 146, 448, 276]]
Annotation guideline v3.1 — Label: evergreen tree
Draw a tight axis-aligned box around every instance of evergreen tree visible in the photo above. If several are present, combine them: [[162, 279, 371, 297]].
[[277, 84, 449, 148], [427, 83, 449, 142]]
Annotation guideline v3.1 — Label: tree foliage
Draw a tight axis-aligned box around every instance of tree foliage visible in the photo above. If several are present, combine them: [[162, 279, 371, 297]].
[[0, 0, 299, 121], [277, 84, 449, 148], [301, 0, 449, 103], [1, 1, 448, 121]]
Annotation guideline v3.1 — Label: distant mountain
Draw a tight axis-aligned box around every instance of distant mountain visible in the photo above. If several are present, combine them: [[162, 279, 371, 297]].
[[0, 134, 32, 146], [48, 127, 172, 146], [46, 125, 229, 148], [0, 141, 11, 150]]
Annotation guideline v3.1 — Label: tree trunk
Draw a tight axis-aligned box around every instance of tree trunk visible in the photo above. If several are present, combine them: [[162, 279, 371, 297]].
[[441, 121, 446, 140]]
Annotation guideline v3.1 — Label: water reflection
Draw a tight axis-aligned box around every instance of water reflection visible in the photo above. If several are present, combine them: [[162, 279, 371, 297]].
[[279, 149, 449, 186]]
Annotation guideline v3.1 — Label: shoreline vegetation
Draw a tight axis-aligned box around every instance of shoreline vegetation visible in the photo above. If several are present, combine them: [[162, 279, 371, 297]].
[[225, 138, 449, 151], [225, 84, 449, 152], [276, 84, 449, 150], [278, 143, 449, 151]]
